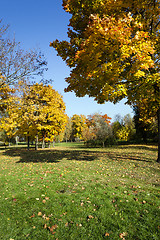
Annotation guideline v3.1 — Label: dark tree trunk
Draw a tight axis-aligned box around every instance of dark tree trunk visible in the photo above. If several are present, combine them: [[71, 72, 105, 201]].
[[157, 107, 160, 163], [142, 130, 147, 144]]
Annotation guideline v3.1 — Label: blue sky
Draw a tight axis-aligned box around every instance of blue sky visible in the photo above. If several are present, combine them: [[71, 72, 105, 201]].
[[1, 0, 133, 121]]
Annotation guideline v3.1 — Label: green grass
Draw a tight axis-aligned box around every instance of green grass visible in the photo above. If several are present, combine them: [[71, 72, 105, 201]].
[[0, 142, 159, 240]]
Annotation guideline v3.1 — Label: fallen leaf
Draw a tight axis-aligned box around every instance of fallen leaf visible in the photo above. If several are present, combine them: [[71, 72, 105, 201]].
[[134, 198, 138, 201], [119, 232, 127, 239], [105, 232, 110, 237], [44, 224, 48, 229], [38, 212, 42, 216], [49, 224, 58, 232], [87, 215, 94, 219]]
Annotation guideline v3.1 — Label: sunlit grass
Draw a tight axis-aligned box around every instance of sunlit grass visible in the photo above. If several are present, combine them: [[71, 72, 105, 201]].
[[0, 142, 159, 239]]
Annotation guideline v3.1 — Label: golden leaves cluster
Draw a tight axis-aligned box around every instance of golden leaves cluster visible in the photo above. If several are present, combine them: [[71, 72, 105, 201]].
[[51, 0, 160, 121], [0, 83, 67, 141]]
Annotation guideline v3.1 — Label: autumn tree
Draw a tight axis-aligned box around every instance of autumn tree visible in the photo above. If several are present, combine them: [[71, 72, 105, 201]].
[[20, 83, 67, 149], [0, 75, 15, 113], [0, 92, 20, 145], [71, 114, 86, 141], [63, 117, 73, 142], [0, 20, 47, 115], [111, 114, 135, 141], [112, 121, 122, 141], [0, 83, 67, 150], [83, 113, 112, 147], [50, 0, 160, 162]]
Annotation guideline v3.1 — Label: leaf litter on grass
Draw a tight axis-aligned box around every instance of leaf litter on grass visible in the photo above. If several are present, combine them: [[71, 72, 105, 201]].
[[0, 143, 159, 239]]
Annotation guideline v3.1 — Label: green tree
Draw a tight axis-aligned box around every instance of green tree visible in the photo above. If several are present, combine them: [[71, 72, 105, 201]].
[[50, 0, 160, 162], [112, 121, 122, 140], [112, 114, 135, 142]]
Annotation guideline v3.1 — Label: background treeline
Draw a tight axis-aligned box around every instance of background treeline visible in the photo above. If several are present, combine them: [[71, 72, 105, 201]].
[[1, 110, 157, 149], [62, 112, 157, 147]]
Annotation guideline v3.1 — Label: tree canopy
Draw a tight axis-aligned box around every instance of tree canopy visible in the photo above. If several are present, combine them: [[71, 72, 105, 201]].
[[50, 0, 160, 161], [0, 83, 67, 149]]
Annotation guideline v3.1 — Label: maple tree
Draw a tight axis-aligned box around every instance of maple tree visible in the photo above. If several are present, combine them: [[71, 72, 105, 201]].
[[0, 74, 16, 113], [71, 114, 86, 140], [20, 83, 67, 149], [0, 83, 67, 150], [50, 0, 160, 162], [0, 91, 20, 145]]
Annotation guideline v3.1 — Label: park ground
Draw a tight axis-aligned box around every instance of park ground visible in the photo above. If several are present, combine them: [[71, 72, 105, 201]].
[[0, 142, 159, 240]]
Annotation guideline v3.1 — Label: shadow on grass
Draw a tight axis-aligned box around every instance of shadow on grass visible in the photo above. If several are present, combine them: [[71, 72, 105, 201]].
[[2, 148, 98, 163], [117, 144, 157, 152], [1, 141, 158, 164], [105, 152, 154, 163]]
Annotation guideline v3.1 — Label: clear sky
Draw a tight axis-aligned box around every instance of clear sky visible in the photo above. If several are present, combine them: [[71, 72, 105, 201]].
[[1, 0, 133, 121]]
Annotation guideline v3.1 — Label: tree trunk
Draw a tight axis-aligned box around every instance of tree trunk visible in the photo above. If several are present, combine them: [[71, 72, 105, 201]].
[[35, 135, 38, 150], [15, 136, 18, 145], [157, 107, 160, 163], [42, 136, 45, 149], [27, 135, 30, 151]]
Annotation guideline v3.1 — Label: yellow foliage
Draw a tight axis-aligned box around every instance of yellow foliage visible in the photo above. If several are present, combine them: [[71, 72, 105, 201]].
[[0, 83, 67, 141], [51, 0, 160, 121]]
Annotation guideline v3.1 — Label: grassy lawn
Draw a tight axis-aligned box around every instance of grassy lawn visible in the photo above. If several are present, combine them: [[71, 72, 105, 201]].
[[0, 142, 159, 240]]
